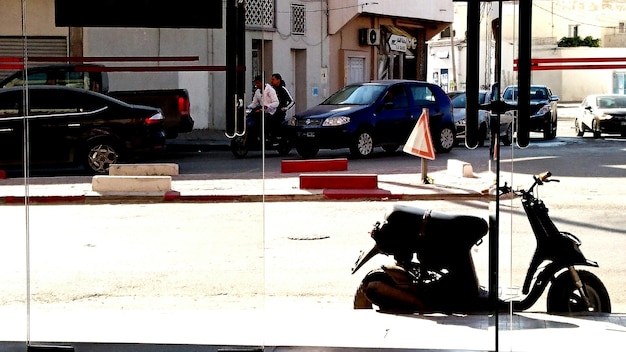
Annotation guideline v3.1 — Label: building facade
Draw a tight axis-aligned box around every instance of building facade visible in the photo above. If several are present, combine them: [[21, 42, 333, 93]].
[[0, 0, 453, 132], [428, 0, 626, 102]]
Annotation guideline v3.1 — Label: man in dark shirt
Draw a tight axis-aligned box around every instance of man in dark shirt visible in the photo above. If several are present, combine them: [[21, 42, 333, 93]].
[[268, 73, 294, 141]]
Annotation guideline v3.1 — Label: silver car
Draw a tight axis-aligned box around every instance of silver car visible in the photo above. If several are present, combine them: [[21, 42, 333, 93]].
[[449, 90, 491, 147]]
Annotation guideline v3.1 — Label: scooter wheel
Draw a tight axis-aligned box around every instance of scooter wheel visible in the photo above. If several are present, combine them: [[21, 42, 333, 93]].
[[354, 270, 392, 309], [230, 136, 248, 158], [547, 270, 611, 313]]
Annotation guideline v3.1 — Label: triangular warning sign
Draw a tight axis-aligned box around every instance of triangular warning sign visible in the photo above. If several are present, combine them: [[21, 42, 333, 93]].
[[403, 108, 436, 160]]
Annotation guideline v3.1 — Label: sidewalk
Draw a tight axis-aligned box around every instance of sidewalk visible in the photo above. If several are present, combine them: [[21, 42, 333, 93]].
[[0, 128, 497, 204], [1, 130, 625, 351], [0, 167, 496, 204]]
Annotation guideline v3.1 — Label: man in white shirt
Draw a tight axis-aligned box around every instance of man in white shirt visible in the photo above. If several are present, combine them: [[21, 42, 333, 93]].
[[247, 75, 280, 140], [248, 75, 279, 116]]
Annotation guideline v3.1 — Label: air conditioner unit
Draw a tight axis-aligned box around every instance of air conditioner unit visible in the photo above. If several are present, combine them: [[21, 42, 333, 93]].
[[358, 28, 381, 46]]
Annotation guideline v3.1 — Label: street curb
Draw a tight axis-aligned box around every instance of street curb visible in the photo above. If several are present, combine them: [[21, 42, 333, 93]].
[[0, 192, 490, 205]]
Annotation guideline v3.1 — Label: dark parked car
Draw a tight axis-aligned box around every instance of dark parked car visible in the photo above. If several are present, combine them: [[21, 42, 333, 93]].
[[576, 94, 626, 138], [449, 90, 491, 147], [0, 86, 166, 174], [502, 84, 559, 140], [287, 80, 456, 158]]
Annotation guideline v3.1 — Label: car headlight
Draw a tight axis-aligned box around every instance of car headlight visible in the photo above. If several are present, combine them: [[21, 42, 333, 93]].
[[536, 104, 551, 115], [322, 116, 350, 126], [599, 113, 613, 121]]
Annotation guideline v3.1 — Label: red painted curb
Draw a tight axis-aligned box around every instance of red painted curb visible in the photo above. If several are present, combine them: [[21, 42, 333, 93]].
[[3, 195, 86, 204], [164, 190, 181, 200], [300, 174, 378, 189], [281, 158, 348, 173]]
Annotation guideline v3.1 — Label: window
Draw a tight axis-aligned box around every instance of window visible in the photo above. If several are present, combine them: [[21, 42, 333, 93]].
[[569, 24, 579, 37], [245, 0, 275, 27], [440, 26, 452, 38], [291, 3, 305, 35]]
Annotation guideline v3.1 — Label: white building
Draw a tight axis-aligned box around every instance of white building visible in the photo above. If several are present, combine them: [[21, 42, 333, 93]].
[[427, 0, 626, 102]]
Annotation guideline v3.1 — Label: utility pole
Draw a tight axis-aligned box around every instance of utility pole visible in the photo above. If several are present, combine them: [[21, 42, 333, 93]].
[[450, 25, 457, 92]]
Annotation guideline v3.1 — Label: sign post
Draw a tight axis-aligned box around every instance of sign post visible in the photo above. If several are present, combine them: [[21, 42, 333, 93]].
[[403, 108, 436, 183]]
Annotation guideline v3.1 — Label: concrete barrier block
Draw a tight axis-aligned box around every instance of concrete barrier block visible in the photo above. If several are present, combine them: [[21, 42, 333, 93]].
[[92, 175, 172, 193], [447, 159, 474, 178], [109, 163, 179, 176]]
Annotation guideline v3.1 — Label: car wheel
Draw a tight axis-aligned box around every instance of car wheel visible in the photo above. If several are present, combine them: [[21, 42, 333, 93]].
[[592, 120, 601, 138], [501, 123, 513, 146], [382, 144, 399, 154], [575, 119, 585, 137], [350, 130, 375, 158], [296, 144, 319, 159], [543, 118, 555, 140], [434, 124, 455, 153], [85, 141, 119, 174]]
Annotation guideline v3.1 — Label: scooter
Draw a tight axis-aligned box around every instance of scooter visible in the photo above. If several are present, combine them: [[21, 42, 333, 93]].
[[230, 108, 293, 158], [352, 171, 611, 314]]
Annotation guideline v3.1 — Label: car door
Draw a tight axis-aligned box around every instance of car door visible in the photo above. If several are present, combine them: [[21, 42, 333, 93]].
[[0, 89, 25, 166], [373, 83, 413, 144], [27, 88, 93, 165], [406, 83, 440, 140]]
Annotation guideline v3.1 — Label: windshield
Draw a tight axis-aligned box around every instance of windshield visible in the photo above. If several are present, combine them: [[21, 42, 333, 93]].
[[451, 93, 466, 108], [451, 92, 487, 108], [322, 84, 386, 105], [596, 96, 626, 108], [503, 86, 548, 101]]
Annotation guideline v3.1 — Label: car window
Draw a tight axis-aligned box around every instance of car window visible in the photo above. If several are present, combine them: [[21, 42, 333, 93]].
[[382, 85, 409, 108], [408, 85, 436, 106], [530, 87, 548, 100], [598, 96, 626, 108], [503, 87, 517, 100], [323, 84, 385, 105], [1, 72, 49, 88], [0, 90, 22, 118], [451, 93, 466, 108], [479, 91, 489, 104], [29, 89, 105, 115]]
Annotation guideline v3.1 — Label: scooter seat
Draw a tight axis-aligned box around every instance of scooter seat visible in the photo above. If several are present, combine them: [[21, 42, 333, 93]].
[[373, 204, 488, 255]]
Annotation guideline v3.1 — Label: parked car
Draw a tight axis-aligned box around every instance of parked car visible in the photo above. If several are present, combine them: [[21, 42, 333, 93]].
[[449, 90, 491, 147], [501, 84, 559, 140], [576, 94, 626, 138], [0, 86, 166, 174], [0, 64, 194, 138], [287, 80, 456, 158]]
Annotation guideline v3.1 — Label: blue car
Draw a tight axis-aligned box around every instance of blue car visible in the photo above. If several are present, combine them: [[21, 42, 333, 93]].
[[287, 80, 456, 158]]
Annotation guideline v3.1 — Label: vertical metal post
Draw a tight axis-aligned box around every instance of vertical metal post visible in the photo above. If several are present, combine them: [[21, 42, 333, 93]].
[[465, 0, 480, 148], [226, 0, 246, 137], [517, 0, 532, 147]]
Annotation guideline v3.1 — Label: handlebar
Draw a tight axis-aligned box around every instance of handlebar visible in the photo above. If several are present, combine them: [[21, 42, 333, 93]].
[[534, 171, 559, 185], [497, 171, 559, 196]]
